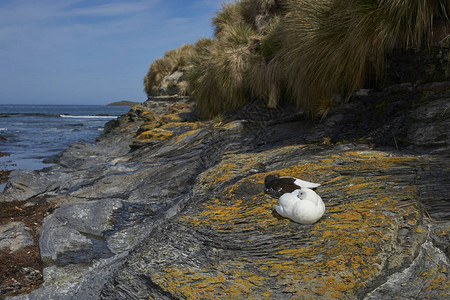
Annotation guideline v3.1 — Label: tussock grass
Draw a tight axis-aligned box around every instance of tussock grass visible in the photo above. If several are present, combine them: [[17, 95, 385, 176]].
[[145, 0, 448, 118], [280, 0, 448, 115], [246, 17, 284, 108], [164, 44, 195, 71], [246, 56, 283, 108], [144, 44, 195, 97], [241, 0, 280, 25], [188, 24, 255, 118], [144, 58, 171, 97], [213, 1, 246, 37]]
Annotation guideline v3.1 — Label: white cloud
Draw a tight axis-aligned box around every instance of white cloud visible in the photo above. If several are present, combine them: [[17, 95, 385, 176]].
[[60, 0, 160, 17], [0, 1, 79, 26]]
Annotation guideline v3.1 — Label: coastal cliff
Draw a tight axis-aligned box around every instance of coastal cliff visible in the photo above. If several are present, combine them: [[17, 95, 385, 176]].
[[1, 65, 449, 298]]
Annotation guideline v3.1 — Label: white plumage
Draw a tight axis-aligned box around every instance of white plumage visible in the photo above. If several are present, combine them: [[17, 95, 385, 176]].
[[275, 188, 325, 224], [281, 176, 321, 189]]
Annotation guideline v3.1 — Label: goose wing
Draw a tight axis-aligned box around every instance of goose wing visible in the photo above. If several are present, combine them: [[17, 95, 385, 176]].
[[292, 178, 320, 188]]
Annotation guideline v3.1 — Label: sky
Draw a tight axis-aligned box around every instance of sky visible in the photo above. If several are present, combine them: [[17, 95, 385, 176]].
[[0, 0, 223, 105]]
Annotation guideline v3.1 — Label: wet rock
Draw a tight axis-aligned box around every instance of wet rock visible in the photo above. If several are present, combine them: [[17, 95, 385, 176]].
[[0, 222, 33, 253]]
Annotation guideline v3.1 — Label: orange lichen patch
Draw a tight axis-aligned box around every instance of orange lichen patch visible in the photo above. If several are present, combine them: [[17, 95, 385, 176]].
[[152, 264, 268, 299], [423, 262, 450, 293], [196, 146, 304, 191], [135, 128, 173, 142], [192, 192, 280, 231], [166, 150, 428, 298], [140, 111, 157, 121], [220, 121, 244, 131], [129, 104, 157, 120], [159, 113, 183, 123], [159, 121, 201, 132], [167, 101, 192, 114], [175, 129, 203, 144], [139, 123, 158, 131], [205, 163, 237, 188], [121, 123, 140, 133]]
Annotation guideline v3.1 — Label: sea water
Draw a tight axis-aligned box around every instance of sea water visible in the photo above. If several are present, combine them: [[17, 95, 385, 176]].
[[0, 105, 131, 172]]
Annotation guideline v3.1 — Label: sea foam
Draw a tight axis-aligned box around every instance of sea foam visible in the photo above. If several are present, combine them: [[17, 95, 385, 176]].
[[60, 114, 118, 119]]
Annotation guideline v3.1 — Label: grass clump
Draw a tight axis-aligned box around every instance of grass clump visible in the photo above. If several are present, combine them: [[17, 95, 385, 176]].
[[144, 0, 448, 118], [240, 0, 280, 27], [279, 0, 449, 115], [144, 44, 195, 97], [188, 25, 255, 118], [189, 1, 285, 117]]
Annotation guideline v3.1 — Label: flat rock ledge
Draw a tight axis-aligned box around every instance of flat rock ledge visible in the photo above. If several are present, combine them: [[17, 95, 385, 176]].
[[100, 149, 448, 299], [1, 85, 449, 299]]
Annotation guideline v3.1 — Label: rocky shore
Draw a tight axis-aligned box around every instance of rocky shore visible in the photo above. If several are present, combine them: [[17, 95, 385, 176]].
[[0, 78, 448, 299], [1, 48, 449, 299]]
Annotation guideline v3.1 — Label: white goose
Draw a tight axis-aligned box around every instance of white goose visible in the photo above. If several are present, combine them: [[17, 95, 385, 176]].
[[275, 188, 325, 224]]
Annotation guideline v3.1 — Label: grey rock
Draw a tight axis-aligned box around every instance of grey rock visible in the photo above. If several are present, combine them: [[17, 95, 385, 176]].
[[10, 253, 128, 300], [39, 199, 122, 264], [39, 223, 92, 264], [0, 222, 34, 253], [154, 70, 188, 96], [0, 170, 52, 202], [4, 84, 450, 299], [407, 96, 450, 154], [365, 239, 450, 299]]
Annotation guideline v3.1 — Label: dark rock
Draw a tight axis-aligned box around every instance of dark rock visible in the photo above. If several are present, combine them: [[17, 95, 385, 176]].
[[103, 119, 120, 135], [3, 78, 450, 299], [0, 170, 55, 202]]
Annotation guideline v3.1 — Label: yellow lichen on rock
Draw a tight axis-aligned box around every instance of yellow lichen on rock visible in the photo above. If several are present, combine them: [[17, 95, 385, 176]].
[[152, 264, 269, 299], [127, 101, 204, 145], [136, 128, 174, 142], [159, 121, 201, 132], [175, 129, 203, 144], [158, 149, 428, 298]]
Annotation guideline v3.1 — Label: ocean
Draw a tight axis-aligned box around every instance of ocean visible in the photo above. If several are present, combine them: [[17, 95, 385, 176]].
[[0, 105, 131, 172]]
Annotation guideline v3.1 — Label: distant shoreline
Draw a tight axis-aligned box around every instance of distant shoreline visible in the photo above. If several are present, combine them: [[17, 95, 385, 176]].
[[107, 101, 140, 106]]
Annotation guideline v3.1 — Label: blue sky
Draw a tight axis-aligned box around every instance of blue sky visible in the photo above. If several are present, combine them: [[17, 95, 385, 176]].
[[0, 0, 223, 105]]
